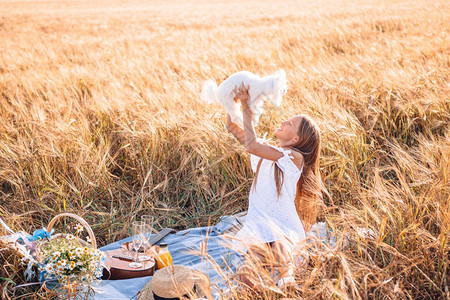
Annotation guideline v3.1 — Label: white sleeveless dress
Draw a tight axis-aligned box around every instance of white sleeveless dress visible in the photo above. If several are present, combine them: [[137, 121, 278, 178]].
[[233, 144, 306, 253]]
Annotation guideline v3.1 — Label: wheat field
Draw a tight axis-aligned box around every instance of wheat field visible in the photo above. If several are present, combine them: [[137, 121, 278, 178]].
[[0, 0, 449, 298]]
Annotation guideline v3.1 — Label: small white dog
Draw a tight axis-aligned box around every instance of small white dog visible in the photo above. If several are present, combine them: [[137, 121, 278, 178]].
[[200, 70, 288, 125]]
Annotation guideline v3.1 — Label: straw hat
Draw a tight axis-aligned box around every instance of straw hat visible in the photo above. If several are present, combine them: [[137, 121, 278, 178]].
[[138, 265, 212, 300]]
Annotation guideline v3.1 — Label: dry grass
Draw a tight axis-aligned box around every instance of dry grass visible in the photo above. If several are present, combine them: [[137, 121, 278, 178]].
[[0, 0, 449, 298]]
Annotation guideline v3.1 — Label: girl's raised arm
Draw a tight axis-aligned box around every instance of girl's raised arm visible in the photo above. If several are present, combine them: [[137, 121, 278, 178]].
[[225, 114, 246, 144], [233, 83, 285, 162]]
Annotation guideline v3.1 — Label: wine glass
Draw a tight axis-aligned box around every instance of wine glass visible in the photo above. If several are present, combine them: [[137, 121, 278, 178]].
[[129, 221, 144, 268], [138, 215, 154, 261]]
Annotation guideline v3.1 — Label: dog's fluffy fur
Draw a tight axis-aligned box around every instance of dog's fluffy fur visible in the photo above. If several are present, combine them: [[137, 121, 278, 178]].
[[200, 70, 287, 125]]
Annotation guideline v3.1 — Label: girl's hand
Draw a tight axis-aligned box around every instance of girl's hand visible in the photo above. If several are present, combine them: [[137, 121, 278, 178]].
[[233, 82, 250, 109]]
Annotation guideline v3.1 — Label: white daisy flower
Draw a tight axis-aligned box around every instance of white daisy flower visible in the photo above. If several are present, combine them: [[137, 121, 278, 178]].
[[45, 264, 55, 274], [58, 259, 67, 266], [75, 223, 84, 233], [67, 234, 75, 240], [68, 252, 76, 260], [75, 247, 83, 257]]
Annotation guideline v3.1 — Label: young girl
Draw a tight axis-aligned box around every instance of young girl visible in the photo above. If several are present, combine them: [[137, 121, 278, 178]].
[[226, 83, 328, 289]]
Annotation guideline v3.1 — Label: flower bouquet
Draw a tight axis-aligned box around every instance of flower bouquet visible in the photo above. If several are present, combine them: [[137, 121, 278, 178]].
[[25, 213, 106, 299]]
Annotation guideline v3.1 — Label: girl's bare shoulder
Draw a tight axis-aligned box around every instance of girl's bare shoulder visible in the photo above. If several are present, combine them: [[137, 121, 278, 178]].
[[286, 148, 304, 169]]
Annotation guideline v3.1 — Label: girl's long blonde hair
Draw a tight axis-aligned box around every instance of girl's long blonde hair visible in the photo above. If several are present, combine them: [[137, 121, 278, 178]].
[[253, 114, 329, 231]]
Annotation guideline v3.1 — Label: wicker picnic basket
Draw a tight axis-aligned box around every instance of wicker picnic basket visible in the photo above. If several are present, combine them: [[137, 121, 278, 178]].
[[37, 213, 100, 288], [0, 213, 100, 296]]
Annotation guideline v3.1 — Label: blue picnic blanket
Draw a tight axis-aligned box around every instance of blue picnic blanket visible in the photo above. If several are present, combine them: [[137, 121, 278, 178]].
[[90, 213, 335, 299]]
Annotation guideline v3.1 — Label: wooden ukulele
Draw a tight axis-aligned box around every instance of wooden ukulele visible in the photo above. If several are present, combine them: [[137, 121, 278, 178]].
[[102, 228, 175, 280]]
